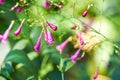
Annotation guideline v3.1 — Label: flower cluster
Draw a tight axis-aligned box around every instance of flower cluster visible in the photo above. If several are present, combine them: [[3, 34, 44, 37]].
[[56, 25, 103, 63], [0, 19, 25, 44], [11, 3, 23, 13], [33, 21, 58, 53]]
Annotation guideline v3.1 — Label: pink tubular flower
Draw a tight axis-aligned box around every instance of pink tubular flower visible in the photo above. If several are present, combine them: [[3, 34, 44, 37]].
[[76, 33, 84, 45], [11, 3, 19, 11], [79, 33, 84, 45], [2, 21, 14, 44], [0, 34, 2, 40], [93, 70, 98, 80], [0, 0, 4, 4], [43, 0, 51, 8], [17, 6, 23, 13], [46, 21, 57, 31], [56, 38, 70, 52], [71, 48, 81, 63], [33, 31, 43, 52], [82, 10, 88, 17], [14, 19, 25, 36], [46, 29, 54, 45]]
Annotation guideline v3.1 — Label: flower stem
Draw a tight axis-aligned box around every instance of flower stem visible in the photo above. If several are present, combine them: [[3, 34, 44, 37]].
[[61, 72, 64, 80], [59, 51, 64, 80]]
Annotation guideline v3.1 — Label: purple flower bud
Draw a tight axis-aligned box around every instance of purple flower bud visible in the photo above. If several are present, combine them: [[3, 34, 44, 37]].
[[46, 29, 54, 45], [14, 19, 25, 36], [11, 3, 19, 11], [56, 38, 69, 52], [82, 10, 88, 17], [2, 21, 14, 44], [58, 5, 64, 8], [43, 0, 51, 8], [93, 70, 98, 80], [71, 48, 81, 63], [71, 25, 77, 30], [0, 34, 3, 40], [43, 30, 48, 41], [17, 6, 23, 13], [0, 0, 4, 4], [46, 21, 57, 31], [33, 31, 43, 52]]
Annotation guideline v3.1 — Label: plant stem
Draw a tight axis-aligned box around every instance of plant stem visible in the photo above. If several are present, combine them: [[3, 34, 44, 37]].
[[59, 51, 64, 80], [62, 72, 64, 80]]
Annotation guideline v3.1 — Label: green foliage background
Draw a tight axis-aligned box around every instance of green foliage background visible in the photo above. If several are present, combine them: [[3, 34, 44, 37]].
[[0, 0, 120, 80]]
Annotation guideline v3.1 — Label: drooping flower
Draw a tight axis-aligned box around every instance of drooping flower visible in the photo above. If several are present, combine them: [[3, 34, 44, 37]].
[[43, 0, 51, 8], [0, 0, 4, 4], [76, 33, 84, 45], [2, 21, 14, 44], [33, 31, 43, 52], [0, 34, 2, 40], [82, 10, 88, 17], [56, 37, 71, 52], [14, 19, 25, 36], [46, 21, 57, 31], [93, 70, 98, 80], [17, 6, 23, 13], [79, 33, 84, 45], [46, 29, 54, 45], [11, 3, 19, 11], [71, 48, 81, 63]]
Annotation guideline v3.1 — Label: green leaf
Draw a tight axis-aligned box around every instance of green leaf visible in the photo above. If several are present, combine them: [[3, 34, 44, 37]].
[[1, 62, 13, 75], [12, 65, 37, 80], [60, 58, 74, 72], [4, 50, 36, 76], [0, 76, 6, 80], [13, 39, 29, 50]]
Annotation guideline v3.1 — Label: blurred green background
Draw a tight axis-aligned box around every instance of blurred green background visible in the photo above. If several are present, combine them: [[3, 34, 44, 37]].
[[0, 0, 120, 80]]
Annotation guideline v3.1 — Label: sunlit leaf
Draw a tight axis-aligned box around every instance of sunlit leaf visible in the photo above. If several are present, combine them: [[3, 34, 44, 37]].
[[13, 39, 29, 50]]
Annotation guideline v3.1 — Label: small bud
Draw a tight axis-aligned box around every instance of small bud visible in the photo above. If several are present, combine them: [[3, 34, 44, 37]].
[[11, 3, 19, 11], [43, 0, 51, 8], [82, 10, 88, 17], [17, 6, 23, 13], [71, 25, 77, 30], [71, 48, 81, 63], [14, 19, 25, 36], [58, 5, 64, 8], [0, 0, 4, 4], [46, 21, 57, 31]]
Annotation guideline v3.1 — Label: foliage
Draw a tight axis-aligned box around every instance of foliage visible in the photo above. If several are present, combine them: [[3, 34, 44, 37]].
[[0, 0, 120, 80]]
